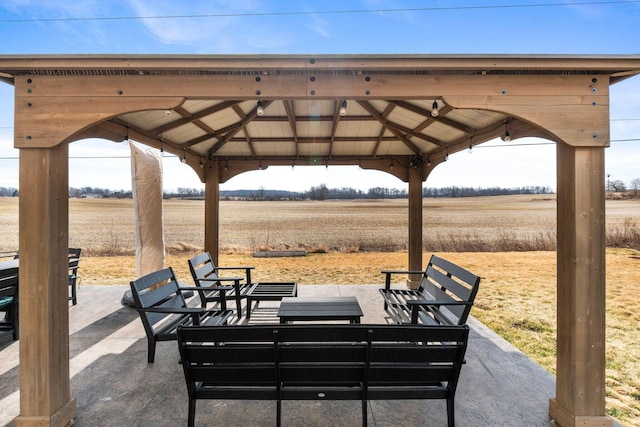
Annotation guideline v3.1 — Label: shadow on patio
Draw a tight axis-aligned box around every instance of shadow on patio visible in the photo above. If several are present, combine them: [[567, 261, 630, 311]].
[[1, 284, 560, 426]]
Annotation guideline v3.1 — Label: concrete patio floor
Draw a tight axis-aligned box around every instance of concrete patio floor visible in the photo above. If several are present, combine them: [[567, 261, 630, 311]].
[[0, 283, 567, 426]]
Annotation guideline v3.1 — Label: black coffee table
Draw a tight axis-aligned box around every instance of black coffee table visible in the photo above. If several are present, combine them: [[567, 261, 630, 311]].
[[277, 296, 363, 324]]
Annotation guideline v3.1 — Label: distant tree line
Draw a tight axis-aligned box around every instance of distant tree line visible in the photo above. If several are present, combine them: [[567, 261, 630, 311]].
[[423, 186, 552, 198], [0, 184, 558, 200], [220, 184, 553, 201], [7, 181, 640, 199], [68, 187, 132, 198], [0, 187, 19, 197]]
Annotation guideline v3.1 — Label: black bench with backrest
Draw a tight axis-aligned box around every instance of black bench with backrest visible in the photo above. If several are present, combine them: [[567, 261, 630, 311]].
[[68, 247, 81, 305], [10, 248, 81, 305], [0, 266, 19, 340], [177, 324, 469, 427], [129, 266, 232, 363], [380, 255, 481, 325], [188, 251, 254, 318]]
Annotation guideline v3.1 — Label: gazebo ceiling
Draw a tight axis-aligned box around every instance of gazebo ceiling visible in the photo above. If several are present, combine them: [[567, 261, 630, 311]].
[[2, 54, 640, 182], [117, 97, 511, 161]]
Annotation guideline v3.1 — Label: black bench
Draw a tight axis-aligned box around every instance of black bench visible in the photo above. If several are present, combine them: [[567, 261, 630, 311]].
[[177, 324, 469, 427], [0, 266, 19, 340], [68, 247, 81, 305], [380, 255, 481, 325], [129, 267, 232, 363]]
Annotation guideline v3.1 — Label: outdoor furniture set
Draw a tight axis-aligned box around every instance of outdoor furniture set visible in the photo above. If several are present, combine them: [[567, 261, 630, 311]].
[[127, 252, 481, 426], [0, 248, 82, 341]]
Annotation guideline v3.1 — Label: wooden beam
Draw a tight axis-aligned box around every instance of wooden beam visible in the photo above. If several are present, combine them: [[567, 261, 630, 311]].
[[2, 54, 639, 75], [444, 76, 609, 147], [407, 165, 423, 289], [357, 100, 442, 146], [14, 145, 76, 427], [253, 114, 375, 122], [328, 100, 345, 156], [389, 100, 471, 134], [15, 73, 610, 150], [13, 75, 184, 148], [357, 100, 424, 154], [153, 100, 241, 134], [373, 103, 396, 157], [204, 163, 220, 265], [283, 100, 299, 156], [21, 73, 607, 99], [550, 142, 611, 427], [208, 100, 274, 155]]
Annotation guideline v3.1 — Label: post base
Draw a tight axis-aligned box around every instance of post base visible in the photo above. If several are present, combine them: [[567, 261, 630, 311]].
[[549, 398, 613, 427], [13, 398, 76, 427]]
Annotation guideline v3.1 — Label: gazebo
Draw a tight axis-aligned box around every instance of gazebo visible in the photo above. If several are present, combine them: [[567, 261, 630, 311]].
[[1, 54, 639, 427]]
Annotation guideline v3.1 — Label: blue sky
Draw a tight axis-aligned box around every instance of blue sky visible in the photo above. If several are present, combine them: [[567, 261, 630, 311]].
[[0, 0, 639, 192]]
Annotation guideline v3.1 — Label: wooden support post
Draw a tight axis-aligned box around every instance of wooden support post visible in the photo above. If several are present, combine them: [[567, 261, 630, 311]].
[[204, 162, 220, 265], [407, 164, 423, 289], [13, 145, 76, 427], [550, 142, 611, 427]]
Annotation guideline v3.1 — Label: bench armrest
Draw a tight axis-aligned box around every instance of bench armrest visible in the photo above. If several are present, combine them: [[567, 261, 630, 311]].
[[195, 277, 243, 283], [380, 269, 425, 290], [138, 306, 204, 315], [212, 266, 254, 284], [179, 285, 233, 293], [407, 300, 473, 306], [407, 300, 472, 325], [381, 270, 425, 275], [137, 306, 209, 324]]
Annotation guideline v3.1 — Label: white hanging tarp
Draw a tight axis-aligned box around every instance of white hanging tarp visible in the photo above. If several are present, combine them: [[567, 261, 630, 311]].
[[130, 141, 165, 278]]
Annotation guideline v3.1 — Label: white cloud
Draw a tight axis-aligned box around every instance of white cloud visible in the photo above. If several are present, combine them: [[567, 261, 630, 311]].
[[305, 14, 331, 39], [127, 0, 271, 48]]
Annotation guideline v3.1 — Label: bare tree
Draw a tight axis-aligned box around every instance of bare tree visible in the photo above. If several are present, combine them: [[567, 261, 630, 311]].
[[630, 178, 640, 196], [610, 179, 627, 192]]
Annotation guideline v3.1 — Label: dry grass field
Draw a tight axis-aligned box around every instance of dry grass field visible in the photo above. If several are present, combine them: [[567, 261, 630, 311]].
[[1, 195, 640, 425]]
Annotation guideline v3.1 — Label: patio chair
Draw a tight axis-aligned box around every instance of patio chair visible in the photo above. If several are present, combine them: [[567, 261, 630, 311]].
[[129, 266, 232, 363], [68, 248, 81, 305], [0, 266, 19, 340], [188, 252, 254, 318]]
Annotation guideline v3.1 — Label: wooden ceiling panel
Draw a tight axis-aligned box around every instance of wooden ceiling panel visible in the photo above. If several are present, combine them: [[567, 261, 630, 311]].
[[297, 121, 333, 138], [335, 120, 383, 138], [331, 139, 377, 156], [214, 141, 254, 157], [246, 120, 294, 139], [375, 140, 417, 156], [421, 122, 467, 144], [160, 123, 206, 144], [121, 110, 175, 131], [198, 107, 245, 131], [298, 142, 330, 157], [253, 140, 297, 157]]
